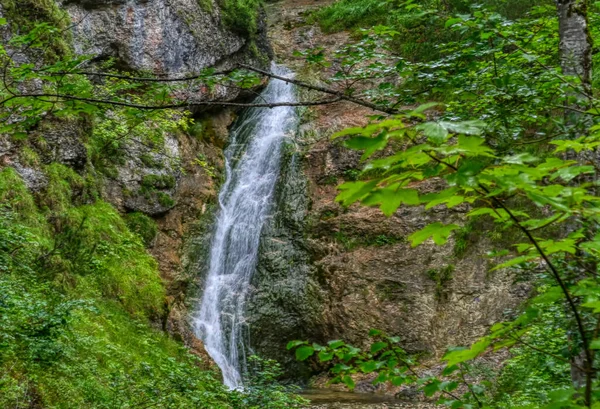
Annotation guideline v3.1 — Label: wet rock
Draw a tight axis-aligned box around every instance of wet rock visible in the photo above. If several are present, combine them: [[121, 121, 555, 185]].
[[246, 140, 326, 377]]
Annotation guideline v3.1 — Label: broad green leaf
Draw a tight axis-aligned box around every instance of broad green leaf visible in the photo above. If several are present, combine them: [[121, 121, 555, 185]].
[[318, 350, 335, 361], [491, 254, 538, 271], [423, 381, 440, 397], [408, 222, 460, 247], [296, 345, 315, 361], [286, 340, 307, 350], [359, 361, 378, 373], [550, 165, 594, 182], [416, 122, 449, 145], [503, 153, 538, 164], [439, 120, 486, 135], [443, 338, 490, 367], [328, 340, 346, 349], [336, 180, 379, 206], [342, 375, 356, 390], [370, 341, 388, 354], [455, 135, 495, 157], [344, 131, 389, 160], [362, 187, 420, 216]]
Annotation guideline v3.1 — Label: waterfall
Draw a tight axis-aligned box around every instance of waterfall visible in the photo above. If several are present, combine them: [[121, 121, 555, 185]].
[[193, 63, 298, 389]]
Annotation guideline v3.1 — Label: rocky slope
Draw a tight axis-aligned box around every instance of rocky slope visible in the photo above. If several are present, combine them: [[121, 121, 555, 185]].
[[0, 0, 271, 360], [245, 0, 530, 376]]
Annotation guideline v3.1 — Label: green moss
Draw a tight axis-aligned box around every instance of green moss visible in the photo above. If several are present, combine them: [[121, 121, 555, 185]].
[[0, 0, 72, 58], [197, 0, 214, 12], [140, 153, 164, 169], [453, 221, 475, 258], [157, 192, 176, 208], [426, 264, 455, 301], [0, 167, 40, 222], [320, 174, 339, 186], [125, 212, 158, 246], [19, 146, 40, 167], [42, 163, 86, 213], [218, 0, 262, 36], [141, 174, 176, 190]]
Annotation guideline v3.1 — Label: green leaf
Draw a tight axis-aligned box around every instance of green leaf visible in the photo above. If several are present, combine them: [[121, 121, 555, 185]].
[[359, 361, 378, 373], [455, 135, 495, 157], [286, 340, 307, 350], [408, 222, 460, 247], [416, 122, 449, 145], [590, 339, 600, 350], [550, 165, 594, 182], [445, 17, 463, 28], [362, 187, 420, 216], [318, 350, 335, 361], [342, 375, 356, 390], [344, 131, 389, 160], [422, 187, 462, 209], [370, 341, 388, 354], [423, 381, 440, 397], [491, 254, 537, 271], [336, 180, 379, 207], [440, 120, 486, 135], [328, 340, 346, 349], [295, 345, 315, 361], [443, 338, 490, 366], [503, 153, 538, 164]]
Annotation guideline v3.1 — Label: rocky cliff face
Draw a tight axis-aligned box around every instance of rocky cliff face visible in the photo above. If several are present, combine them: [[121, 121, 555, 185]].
[[0, 0, 270, 359], [62, 0, 270, 76], [244, 0, 530, 376]]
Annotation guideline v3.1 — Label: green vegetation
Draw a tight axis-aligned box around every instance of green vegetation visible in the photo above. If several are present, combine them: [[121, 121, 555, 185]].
[[0, 0, 71, 57], [125, 212, 159, 246], [141, 174, 176, 190], [426, 264, 454, 300], [313, 0, 552, 62], [331, 226, 405, 250], [0, 167, 227, 407], [218, 0, 263, 36]]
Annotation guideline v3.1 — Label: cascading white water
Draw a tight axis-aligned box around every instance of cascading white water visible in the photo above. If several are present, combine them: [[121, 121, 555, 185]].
[[193, 63, 297, 389]]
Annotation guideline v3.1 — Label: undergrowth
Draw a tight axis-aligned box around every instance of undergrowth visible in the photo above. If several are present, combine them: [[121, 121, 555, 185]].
[[0, 167, 234, 408]]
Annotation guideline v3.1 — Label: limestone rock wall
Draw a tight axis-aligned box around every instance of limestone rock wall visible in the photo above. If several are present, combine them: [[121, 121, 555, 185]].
[[62, 0, 271, 76]]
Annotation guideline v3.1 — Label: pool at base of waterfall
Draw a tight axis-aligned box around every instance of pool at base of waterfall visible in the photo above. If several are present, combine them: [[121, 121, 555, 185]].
[[302, 389, 440, 409]]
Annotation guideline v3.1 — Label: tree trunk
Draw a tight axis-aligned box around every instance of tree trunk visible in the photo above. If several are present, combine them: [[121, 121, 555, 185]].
[[555, 0, 593, 96], [555, 1, 594, 399]]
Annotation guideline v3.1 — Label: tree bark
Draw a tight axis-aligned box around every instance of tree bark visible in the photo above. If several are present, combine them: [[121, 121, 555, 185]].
[[555, 2, 594, 402], [555, 0, 593, 96]]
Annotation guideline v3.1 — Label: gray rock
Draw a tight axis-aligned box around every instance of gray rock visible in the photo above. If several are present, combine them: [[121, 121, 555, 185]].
[[38, 120, 88, 171], [12, 163, 48, 192], [62, 0, 271, 79]]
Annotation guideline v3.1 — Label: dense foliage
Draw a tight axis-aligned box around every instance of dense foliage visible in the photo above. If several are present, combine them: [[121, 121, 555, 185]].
[[286, 1, 600, 408], [0, 1, 299, 407], [5, 0, 600, 407]]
